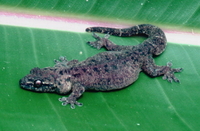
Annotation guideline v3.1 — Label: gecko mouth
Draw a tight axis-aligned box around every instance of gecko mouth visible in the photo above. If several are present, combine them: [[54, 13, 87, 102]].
[[19, 79, 27, 88], [19, 79, 35, 90]]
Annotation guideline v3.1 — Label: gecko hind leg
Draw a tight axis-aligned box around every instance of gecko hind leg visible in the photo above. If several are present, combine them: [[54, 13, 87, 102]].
[[162, 62, 183, 83], [87, 33, 110, 50], [87, 33, 134, 51]]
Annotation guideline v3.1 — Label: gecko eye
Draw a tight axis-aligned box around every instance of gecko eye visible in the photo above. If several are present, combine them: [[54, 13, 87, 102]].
[[34, 80, 43, 88]]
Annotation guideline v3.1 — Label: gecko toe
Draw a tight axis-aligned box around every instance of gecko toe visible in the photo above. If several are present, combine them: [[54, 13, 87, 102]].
[[165, 76, 173, 83], [62, 102, 68, 106], [58, 97, 67, 102], [75, 101, 83, 107], [70, 104, 75, 109], [172, 76, 180, 83]]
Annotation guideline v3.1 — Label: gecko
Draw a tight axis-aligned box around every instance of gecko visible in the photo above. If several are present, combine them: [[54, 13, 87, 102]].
[[19, 24, 183, 109]]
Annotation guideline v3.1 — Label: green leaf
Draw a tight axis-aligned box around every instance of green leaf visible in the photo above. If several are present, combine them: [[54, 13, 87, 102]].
[[0, 0, 200, 131]]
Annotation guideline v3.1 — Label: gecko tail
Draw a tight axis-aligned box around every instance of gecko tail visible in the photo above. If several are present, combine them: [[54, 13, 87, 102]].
[[86, 24, 165, 38]]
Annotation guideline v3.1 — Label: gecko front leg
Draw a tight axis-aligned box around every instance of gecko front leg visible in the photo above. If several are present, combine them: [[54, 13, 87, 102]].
[[59, 83, 85, 109], [54, 56, 79, 68]]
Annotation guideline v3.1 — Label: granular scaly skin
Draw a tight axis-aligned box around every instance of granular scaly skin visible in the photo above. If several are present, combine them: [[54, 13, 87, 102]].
[[19, 24, 183, 109]]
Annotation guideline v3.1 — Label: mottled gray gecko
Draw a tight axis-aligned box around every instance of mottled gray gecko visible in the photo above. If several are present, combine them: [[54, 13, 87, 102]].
[[19, 24, 182, 109]]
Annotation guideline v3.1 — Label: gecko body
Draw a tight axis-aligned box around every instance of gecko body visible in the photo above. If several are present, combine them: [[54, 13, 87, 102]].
[[19, 24, 182, 109]]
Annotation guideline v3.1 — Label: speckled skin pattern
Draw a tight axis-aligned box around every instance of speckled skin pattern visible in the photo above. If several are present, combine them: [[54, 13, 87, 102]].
[[19, 24, 183, 109]]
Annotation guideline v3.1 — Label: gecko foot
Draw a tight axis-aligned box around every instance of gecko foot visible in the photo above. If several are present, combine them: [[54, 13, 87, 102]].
[[87, 33, 110, 49], [59, 97, 83, 109], [54, 56, 68, 67], [162, 62, 183, 83], [54, 56, 79, 68]]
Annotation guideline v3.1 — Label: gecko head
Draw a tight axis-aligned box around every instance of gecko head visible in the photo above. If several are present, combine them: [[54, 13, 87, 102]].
[[20, 67, 72, 95], [20, 67, 58, 93]]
